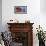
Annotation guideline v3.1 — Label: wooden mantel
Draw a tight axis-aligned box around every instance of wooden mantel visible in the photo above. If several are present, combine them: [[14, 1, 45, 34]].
[[7, 23, 34, 46]]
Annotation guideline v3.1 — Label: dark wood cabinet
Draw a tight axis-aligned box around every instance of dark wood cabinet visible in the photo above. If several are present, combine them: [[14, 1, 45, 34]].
[[7, 23, 34, 46]]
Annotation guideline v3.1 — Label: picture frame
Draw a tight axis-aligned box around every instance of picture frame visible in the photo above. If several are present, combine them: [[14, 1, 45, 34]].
[[14, 6, 27, 14]]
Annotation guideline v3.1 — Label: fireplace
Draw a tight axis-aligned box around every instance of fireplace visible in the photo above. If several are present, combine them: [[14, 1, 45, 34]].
[[11, 32, 28, 46], [7, 23, 34, 46]]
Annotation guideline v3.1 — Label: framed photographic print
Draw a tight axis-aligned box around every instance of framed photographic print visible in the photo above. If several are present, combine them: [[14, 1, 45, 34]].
[[14, 6, 27, 14]]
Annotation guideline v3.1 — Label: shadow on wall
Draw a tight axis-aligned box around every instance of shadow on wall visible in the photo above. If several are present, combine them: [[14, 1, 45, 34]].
[[0, 0, 2, 32], [40, 0, 46, 14]]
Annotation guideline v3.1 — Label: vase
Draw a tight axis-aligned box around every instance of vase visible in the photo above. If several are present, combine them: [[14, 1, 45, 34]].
[[39, 40, 45, 46]]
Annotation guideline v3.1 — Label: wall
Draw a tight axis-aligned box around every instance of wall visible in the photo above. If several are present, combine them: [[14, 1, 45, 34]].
[[0, 0, 2, 32], [40, 0, 46, 31], [2, 0, 46, 46], [40, 0, 46, 46], [40, 0, 46, 13], [2, 0, 40, 30]]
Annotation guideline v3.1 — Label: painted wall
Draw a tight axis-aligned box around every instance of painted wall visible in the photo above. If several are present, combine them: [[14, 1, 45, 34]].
[[2, 0, 46, 46], [40, 0, 46, 31], [0, 0, 2, 32], [40, 0, 46, 45], [2, 0, 40, 31], [40, 0, 46, 13]]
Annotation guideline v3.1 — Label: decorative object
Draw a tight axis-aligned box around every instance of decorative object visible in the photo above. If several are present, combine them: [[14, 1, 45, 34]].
[[8, 19, 19, 23], [36, 25, 45, 46], [25, 20, 30, 23], [44, 31, 46, 40], [10, 20, 13, 21], [1, 31, 12, 46], [14, 6, 27, 14], [0, 32, 5, 46]]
